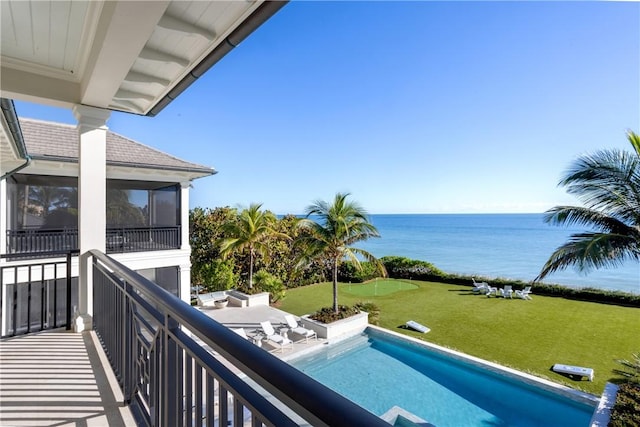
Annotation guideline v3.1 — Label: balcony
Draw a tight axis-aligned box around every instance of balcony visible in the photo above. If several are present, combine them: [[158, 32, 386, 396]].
[[0, 251, 388, 427], [5, 227, 181, 258]]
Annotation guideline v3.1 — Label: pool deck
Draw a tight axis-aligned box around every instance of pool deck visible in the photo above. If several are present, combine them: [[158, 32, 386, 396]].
[[195, 305, 328, 362]]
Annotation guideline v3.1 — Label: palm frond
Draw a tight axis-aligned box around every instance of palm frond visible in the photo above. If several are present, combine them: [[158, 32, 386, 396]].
[[535, 232, 640, 281], [544, 206, 640, 236], [559, 149, 640, 224]]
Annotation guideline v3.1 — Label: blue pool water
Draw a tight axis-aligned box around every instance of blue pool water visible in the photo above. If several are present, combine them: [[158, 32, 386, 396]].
[[291, 329, 595, 427]]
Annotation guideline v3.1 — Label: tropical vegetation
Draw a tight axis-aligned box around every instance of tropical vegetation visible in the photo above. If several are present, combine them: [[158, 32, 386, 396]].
[[536, 130, 640, 281], [218, 203, 289, 289], [298, 193, 386, 314]]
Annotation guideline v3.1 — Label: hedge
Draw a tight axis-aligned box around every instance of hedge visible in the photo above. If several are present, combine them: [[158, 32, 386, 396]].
[[378, 256, 640, 308]]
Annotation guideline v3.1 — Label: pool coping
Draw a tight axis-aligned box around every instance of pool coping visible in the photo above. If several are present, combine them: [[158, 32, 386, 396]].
[[365, 324, 600, 408]]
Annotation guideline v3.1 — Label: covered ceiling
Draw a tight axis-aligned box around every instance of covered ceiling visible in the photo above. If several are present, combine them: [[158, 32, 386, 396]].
[[0, 0, 285, 116]]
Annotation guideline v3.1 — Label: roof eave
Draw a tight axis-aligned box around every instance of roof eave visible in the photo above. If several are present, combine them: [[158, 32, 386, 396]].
[[147, 1, 288, 117], [25, 154, 217, 180]]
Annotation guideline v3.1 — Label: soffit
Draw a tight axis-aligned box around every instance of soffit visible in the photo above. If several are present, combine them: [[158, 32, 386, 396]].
[[0, 1, 284, 116]]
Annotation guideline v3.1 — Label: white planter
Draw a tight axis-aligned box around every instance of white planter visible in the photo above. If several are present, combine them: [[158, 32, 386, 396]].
[[226, 290, 270, 307], [589, 382, 619, 427], [300, 311, 369, 340], [246, 292, 270, 307]]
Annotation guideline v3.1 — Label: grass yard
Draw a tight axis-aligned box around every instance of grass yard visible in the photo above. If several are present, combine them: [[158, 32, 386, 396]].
[[342, 278, 419, 296], [278, 279, 640, 395]]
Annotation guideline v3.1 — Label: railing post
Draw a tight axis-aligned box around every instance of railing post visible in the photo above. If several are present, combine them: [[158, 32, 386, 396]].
[[66, 251, 72, 330], [123, 281, 134, 403], [164, 316, 179, 427]]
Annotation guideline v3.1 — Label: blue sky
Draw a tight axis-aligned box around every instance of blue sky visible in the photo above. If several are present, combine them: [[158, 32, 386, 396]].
[[14, 1, 640, 214]]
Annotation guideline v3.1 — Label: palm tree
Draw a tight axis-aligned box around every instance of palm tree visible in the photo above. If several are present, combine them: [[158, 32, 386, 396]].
[[299, 193, 385, 314], [536, 130, 640, 281], [219, 203, 288, 289]]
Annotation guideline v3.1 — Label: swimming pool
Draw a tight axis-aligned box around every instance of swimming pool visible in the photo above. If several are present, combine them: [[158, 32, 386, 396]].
[[291, 327, 597, 427]]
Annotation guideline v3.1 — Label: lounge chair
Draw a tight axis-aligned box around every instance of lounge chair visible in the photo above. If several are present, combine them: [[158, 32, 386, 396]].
[[284, 315, 317, 343], [499, 285, 513, 298], [231, 328, 251, 340], [259, 321, 293, 353], [515, 286, 532, 300], [471, 278, 490, 294], [231, 328, 261, 347]]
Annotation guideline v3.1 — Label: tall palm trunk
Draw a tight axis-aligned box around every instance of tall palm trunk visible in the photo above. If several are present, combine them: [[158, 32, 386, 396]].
[[249, 247, 254, 289], [332, 257, 339, 313]]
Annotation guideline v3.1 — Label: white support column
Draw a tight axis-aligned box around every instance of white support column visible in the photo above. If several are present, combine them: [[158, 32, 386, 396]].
[[0, 179, 7, 335], [72, 105, 111, 332], [179, 264, 191, 304], [180, 182, 190, 251], [179, 182, 191, 304]]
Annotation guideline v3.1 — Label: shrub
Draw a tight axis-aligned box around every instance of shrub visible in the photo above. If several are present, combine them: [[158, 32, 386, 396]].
[[609, 383, 640, 427], [338, 261, 379, 283], [195, 259, 238, 292], [381, 256, 446, 280], [252, 270, 286, 303], [309, 305, 360, 323], [614, 353, 640, 384], [354, 301, 380, 325]]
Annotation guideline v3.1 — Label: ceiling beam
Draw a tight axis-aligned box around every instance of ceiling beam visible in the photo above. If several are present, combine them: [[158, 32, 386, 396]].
[[80, 1, 171, 110]]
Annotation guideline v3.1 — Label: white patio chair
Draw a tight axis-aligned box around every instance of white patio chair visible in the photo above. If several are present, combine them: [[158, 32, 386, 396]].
[[515, 286, 532, 300], [471, 278, 490, 294], [499, 285, 513, 298], [259, 321, 293, 353], [284, 315, 317, 343]]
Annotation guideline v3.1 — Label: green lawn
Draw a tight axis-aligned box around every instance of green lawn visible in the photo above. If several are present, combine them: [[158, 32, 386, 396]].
[[278, 279, 640, 395]]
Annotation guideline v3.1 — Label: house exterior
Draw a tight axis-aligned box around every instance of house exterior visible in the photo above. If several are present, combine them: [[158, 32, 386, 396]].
[[0, 2, 388, 426], [0, 114, 214, 336]]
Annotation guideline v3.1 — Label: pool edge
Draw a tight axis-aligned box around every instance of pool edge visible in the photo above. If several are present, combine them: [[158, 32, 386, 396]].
[[365, 324, 600, 408]]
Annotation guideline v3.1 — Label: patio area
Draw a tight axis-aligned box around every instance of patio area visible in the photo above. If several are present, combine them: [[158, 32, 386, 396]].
[[195, 304, 328, 362]]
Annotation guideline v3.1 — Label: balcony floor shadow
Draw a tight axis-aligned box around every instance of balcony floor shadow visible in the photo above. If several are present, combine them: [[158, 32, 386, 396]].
[[0, 329, 136, 426]]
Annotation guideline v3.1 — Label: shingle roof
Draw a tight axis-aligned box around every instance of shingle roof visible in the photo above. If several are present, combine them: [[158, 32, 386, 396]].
[[19, 118, 215, 176]]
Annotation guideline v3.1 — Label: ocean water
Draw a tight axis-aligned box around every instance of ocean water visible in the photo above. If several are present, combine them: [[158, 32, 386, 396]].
[[356, 214, 639, 294]]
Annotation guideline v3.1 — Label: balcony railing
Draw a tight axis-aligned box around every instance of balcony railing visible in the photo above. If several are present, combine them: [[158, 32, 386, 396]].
[[0, 250, 78, 337], [6, 226, 181, 257], [91, 250, 388, 427]]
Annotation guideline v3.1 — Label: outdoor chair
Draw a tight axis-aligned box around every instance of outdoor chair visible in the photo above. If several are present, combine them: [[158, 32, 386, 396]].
[[231, 328, 262, 347], [259, 321, 293, 353], [471, 278, 490, 294], [284, 314, 317, 343], [499, 285, 513, 298], [515, 286, 532, 300], [486, 286, 498, 297]]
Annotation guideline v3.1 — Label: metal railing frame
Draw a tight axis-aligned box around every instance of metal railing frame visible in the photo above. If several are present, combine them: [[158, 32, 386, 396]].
[[6, 226, 181, 256], [0, 250, 78, 338], [90, 249, 387, 427]]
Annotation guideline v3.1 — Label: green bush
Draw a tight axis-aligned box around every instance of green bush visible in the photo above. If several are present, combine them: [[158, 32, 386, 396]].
[[338, 261, 379, 283], [354, 301, 380, 325], [381, 256, 446, 280], [195, 259, 238, 292], [609, 383, 640, 427], [309, 305, 360, 323], [252, 270, 286, 303]]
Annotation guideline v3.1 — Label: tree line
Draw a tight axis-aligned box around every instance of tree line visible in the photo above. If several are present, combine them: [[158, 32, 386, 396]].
[[189, 193, 384, 313]]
